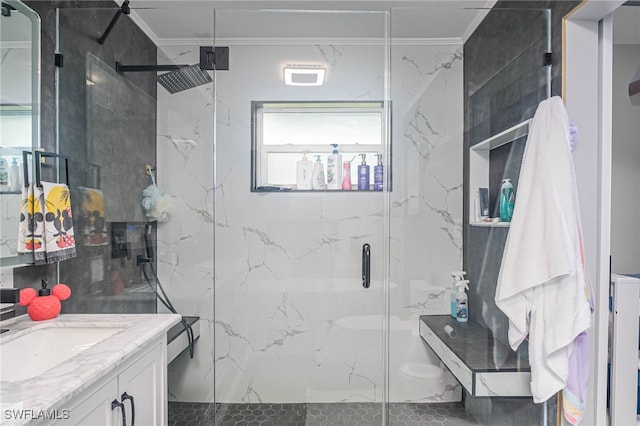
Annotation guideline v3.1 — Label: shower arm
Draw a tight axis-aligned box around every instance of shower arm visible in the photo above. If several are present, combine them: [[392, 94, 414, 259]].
[[97, 0, 130, 45], [115, 62, 190, 73], [115, 47, 228, 74]]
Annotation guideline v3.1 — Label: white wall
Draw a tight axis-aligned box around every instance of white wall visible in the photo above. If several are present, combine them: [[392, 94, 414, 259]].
[[611, 12, 640, 273], [157, 40, 463, 404]]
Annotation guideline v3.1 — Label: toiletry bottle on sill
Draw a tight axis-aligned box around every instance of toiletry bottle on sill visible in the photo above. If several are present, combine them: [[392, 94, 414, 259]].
[[326, 144, 343, 190], [374, 153, 383, 191], [455, 279, 469, 323], [342, 161, 352, 190], [357, 154, 369, 190], [296, 153, 313, 190], [312, 155, 326, 190]]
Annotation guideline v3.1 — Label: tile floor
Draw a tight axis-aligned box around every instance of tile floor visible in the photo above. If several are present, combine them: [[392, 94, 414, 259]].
[[168, 401, 480, 425]]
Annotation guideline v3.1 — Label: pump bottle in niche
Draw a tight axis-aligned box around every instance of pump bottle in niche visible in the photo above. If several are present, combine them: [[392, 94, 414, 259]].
[[357, 154, 369, 191], [499, 178, 515, 222]]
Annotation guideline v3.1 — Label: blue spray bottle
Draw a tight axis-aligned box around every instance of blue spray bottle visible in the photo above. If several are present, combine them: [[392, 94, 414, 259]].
[[357, 154, 369, 191], [450, 271, 466, 318]]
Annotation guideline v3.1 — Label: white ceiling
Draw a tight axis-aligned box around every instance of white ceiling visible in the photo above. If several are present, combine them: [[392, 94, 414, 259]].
[[128, 0, 496, 44]]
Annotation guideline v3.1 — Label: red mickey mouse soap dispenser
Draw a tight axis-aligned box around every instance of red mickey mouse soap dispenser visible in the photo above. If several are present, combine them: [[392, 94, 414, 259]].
[[19, 279, 71, 321]]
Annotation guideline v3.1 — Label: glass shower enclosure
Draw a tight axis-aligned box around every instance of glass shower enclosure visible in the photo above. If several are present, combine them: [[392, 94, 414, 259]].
[[52, 3, 554, 424], [212, 9, 391, 423]]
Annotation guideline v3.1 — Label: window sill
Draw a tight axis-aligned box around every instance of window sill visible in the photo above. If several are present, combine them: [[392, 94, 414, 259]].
[[252, 186, 385, 193]]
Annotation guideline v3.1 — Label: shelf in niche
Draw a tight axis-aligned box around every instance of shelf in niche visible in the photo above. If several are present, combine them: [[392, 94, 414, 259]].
[[470, 221, 511, 228], [471, 119, 531, 151], [469, 119, 531, 226]]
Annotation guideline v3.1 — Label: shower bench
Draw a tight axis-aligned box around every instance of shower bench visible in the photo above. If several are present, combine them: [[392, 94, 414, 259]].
[[419, 315, 531, 397]]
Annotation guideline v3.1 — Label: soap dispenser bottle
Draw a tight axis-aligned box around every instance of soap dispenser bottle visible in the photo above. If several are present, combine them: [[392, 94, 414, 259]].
[[296, 153, 313, 190], [312, 155, 326, 190], [374, 154, 384, 191], [455, 279, 470, 323], [357, 154, 369, 190], [499, 178, 515, 222], [450, 270, 466, 318], [326, 144, 343, 190]]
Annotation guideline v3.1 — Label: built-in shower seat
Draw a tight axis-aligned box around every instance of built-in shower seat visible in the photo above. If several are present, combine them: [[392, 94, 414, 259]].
[[419, 315, 531, 397]]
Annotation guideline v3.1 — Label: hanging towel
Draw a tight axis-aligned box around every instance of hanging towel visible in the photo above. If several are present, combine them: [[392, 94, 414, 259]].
[[17, 184, 45, 258], [494, 97, 592, 406], [34, 181, 77, 264]]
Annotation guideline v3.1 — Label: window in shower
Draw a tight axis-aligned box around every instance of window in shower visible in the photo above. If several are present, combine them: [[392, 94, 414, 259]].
[[251, 101, 388, 191]]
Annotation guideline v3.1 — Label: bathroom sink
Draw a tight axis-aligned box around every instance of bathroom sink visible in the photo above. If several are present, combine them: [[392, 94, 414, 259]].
[[0, 326, 124, 382]]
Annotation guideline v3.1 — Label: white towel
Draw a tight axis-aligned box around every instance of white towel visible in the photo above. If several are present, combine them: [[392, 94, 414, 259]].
[[494, 96, 592, 403]]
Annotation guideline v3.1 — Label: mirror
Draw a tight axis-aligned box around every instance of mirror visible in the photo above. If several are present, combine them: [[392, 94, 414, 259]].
[[0, 0, 40, 266]]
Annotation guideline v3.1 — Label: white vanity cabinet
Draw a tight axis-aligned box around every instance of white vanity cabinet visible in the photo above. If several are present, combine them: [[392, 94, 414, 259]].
[[52, 338, 166, 426]]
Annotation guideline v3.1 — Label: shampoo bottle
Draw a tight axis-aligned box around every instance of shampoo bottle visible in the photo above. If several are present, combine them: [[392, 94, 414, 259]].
[[450, 270, 466, 318], [326, 144, 343, 190], [9, 158, 20, 192], [296, 153, 313, 190], [455, 279, 469, 323], [374, 154, 384, 191], [342, 161, 352, 190], [357, 154, 369, 191], [312, 155, 326, 190], [499, 179, 515, 222]]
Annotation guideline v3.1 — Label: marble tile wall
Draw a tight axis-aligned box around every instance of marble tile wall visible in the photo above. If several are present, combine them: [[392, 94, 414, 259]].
[[157, 41, 463, 404]]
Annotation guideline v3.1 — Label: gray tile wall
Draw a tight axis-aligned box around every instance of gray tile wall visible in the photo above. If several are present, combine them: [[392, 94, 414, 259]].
[[463, 0, 580, 344], [462, 1, 580, 422], [14, 1, 157, 314]]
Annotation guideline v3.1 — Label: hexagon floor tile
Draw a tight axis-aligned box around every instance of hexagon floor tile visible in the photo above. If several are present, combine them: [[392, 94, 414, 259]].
[[168, 402, 480, 425]]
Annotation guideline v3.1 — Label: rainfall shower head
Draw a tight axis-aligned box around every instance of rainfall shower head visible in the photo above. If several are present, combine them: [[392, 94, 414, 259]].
[[157, 65, 212, 94], [115, 46, 228, 94]]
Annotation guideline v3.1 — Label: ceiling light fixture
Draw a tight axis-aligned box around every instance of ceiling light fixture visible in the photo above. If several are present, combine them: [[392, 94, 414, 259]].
[[283, 66, 326, 87]]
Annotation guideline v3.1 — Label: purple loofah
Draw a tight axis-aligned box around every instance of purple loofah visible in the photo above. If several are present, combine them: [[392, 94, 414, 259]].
[[569, 122, 578, 152]]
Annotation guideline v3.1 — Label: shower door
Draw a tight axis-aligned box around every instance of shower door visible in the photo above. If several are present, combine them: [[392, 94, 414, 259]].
[[213, 9, 391, 424]]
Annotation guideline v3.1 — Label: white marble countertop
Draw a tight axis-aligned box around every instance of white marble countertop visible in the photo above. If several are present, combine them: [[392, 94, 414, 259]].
[[0, 313, 181, 425]]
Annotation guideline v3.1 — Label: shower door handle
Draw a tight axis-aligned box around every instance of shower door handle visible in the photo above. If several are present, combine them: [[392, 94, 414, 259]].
[[362, 243, 371, 289]]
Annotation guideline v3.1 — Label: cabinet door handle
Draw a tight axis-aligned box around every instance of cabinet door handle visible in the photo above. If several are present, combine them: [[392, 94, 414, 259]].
[[121, 392, 135, 426], [362, 243, 371, 289], [111, 399, 127, 426]]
